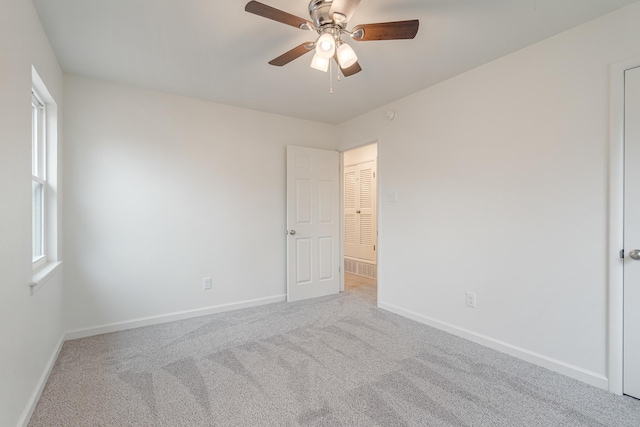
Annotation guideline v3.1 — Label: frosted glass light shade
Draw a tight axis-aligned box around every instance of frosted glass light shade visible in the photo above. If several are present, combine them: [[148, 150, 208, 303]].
[[316, 33, 335, 59], [310, 53, 329, 72], [337, 43, 357, 68]]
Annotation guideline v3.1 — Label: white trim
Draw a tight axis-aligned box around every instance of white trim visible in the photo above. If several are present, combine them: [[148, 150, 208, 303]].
[[30, 261, 62, 296], [608, 55, 640, 396], [379, 301, 609, 390], [344, 256, 377, 265], [18, 336, 64, 427], [339, 136, 379, 153], [31, 87, 47, 266], [375, 139, 382, 310], [339, 150, 345, 293], [31, 66, 61, 292], [64, 294, 286, 341], [32, 254, 46, 271]]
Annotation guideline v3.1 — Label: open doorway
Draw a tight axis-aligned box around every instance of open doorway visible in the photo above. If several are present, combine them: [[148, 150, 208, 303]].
[[342, 143, 378, 301]]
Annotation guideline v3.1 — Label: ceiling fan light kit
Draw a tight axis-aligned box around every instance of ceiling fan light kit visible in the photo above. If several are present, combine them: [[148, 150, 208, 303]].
[[310, 53, 330, 72], [316, 32, 336, 59], [245, 0, 419, 83], [337, 42, 357, 68]]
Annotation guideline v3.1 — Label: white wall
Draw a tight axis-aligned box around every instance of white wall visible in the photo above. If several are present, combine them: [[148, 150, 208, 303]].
[[63, 75, 338, 333], [0, 1, 64, 426], [337, 2, 640, 388]]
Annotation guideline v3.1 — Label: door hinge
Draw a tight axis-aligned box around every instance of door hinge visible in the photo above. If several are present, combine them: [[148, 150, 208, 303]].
[[373, 172, 376, 178], [620, 249, 625, 259], [374, 245, 376, 251]]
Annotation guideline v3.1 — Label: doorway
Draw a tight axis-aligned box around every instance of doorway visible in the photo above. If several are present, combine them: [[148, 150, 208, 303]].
[[609, 56, 640, 397], [623, 65, 640, 399], [342, 143, 378, 302]]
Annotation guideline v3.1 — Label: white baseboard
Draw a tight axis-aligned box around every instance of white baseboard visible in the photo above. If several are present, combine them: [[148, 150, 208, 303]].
[[378, 301, 609, 390], [18, 335, 65, 427], [65, 294, 286, 341]]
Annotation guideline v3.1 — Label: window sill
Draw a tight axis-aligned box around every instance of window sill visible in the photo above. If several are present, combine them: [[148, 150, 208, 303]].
[[30, 261, 62, 296]]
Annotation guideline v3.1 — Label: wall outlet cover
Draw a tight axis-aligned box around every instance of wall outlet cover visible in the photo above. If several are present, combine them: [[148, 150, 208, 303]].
[[466, 292, 477, 308]]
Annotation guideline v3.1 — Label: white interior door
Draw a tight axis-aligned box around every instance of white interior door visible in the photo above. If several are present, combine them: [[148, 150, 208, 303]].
[[624, 65, 640, 399], [286, 146, 340, 302], [344, 160, 377, 261]]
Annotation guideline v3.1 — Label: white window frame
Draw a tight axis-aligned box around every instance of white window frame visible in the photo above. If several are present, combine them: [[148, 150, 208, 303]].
[[32, 89, 47, 269], [30, 66, 61, 295]]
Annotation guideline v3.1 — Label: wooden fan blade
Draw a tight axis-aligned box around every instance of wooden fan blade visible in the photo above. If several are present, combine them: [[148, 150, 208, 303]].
[[341, 61, 362, 77], [269, 43, 314, 66], [352, 20, 419, 41], [245, 1, 312, 29], [329, 0, 362, 23]]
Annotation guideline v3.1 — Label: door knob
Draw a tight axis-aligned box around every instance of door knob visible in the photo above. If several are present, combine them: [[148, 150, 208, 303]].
[[288, 230, 296, 235], [630, 249, 640, 260]]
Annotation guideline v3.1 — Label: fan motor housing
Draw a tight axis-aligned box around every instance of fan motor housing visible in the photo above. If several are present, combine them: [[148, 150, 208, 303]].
[[308, 0, 345, 29]]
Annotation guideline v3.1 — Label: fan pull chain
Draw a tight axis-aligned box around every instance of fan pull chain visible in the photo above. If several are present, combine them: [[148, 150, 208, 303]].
[[329, 60, 333, 94]]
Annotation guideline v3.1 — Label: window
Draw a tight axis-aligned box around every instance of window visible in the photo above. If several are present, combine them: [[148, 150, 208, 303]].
[[30, 66, 60, 292], [32, 89, 46, 268]]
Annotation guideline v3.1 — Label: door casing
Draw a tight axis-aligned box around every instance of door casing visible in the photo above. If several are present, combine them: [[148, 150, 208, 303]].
[[608, 55, 640, 396], [339, 140, 380, 297]]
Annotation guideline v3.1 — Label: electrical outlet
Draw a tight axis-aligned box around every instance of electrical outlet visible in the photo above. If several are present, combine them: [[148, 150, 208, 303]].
[[203, 277, 212, 290], [466, 292, 477, 308]]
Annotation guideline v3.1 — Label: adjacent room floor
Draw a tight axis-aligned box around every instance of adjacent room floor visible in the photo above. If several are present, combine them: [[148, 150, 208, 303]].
[[344, 271, 377, 300], [30, 277, 639, 426]]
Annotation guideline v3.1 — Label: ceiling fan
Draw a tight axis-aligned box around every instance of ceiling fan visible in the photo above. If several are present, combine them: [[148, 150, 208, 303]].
[[245, 0, 419, 77]]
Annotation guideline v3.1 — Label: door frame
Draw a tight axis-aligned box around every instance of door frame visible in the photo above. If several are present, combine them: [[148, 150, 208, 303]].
[[339, 139, 379, 299], [608, 55, 640, 396]]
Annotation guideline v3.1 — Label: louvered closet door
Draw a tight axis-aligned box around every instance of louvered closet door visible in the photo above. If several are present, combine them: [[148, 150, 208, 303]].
[[344, 160, 376, 262]]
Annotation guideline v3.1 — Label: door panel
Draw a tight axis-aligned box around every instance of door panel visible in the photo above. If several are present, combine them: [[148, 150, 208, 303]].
[[360, 167, 373, 208], [287, 146, 340, 302], [318, 180, 333, 222], [296, 238, 312, 285], [360, 214, 374, 245], [319, 237, 334, 280], [345, 214, 356, 244], [624, 65, 640, 399], [296, 180, 312, 223]]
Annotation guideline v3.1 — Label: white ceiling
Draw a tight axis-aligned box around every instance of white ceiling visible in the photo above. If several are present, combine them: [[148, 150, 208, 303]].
[[33, 0, 638, 124]]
